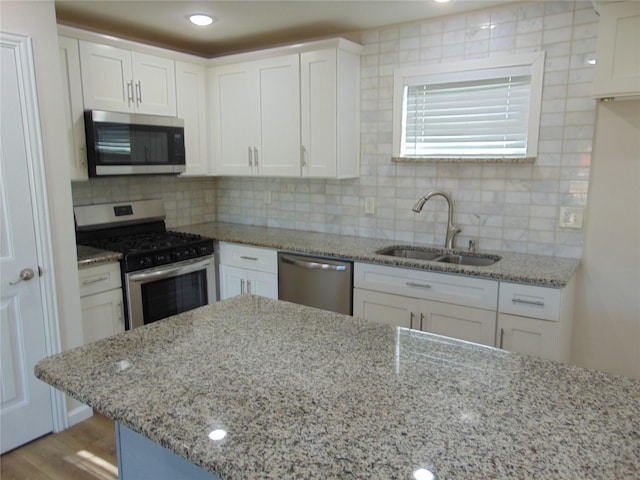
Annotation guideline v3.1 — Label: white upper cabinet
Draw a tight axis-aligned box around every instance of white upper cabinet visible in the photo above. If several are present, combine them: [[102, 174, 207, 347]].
[[210, 54, 301, 177], [79, 40, 177, 115], [58, 36, 88, 181], [300, 47, 360, 178], [210, 38, 362, 178], [176, 61, 210, 176], [593, 1, 640, 100]]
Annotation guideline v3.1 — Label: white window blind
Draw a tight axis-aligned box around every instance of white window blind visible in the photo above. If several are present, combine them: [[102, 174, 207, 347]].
[[393, 53, 544, 161]]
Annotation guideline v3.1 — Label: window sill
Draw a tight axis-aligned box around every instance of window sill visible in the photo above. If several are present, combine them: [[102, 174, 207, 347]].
[[391, 156, 536, 164]]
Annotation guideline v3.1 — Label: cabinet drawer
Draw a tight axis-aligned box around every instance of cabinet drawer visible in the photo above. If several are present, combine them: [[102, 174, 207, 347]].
[[354, 263, 498, 310], [498, 282, 561, 321], [218, 242, 278, 273], [78, 262, 121, 297]]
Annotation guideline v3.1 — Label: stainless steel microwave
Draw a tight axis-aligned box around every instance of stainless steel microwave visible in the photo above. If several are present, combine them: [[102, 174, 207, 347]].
[[84, 110, 186, 177]]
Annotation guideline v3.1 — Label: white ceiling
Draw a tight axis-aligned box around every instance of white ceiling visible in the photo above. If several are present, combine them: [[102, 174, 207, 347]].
[[55, 0, 515, 57]]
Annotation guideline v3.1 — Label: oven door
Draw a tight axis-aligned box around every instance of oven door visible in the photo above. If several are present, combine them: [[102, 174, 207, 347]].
[[125, 255, 216, 329]]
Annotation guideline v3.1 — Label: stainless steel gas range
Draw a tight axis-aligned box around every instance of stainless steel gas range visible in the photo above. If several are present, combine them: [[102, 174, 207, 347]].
[[74, 199, 216, 330]]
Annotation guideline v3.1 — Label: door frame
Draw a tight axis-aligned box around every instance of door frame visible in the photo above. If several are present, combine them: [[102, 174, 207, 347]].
[[2, 31, 67, 431]]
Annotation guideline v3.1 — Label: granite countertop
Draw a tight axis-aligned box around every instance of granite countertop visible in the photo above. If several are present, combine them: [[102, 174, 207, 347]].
[[35, 295, 639, 479], [177, 222, 580, 287], [76, 245, 121, 269]]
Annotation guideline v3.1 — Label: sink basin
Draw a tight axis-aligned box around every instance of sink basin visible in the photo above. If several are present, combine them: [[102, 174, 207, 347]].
[[433, 254, 500, 266], [376, 246, 442, 261], [376, 246, 500, 266]]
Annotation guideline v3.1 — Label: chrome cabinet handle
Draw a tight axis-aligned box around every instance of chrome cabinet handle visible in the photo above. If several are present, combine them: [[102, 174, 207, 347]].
[[82, 275, 109, 285], [512, 297, 544, 307], [9, 268, 35, 285], [253, 147, 259, 167], [248, 147, 253, 167], [410, 312, 415, 329], [247, 280, 252, 294], [419, 313, 425, 331], [240, 256, 258, 261], [301, 146, 307, 167], [499, 328, 505, 349], [406, 281, 432, 289], [127, 81, 134, 107], [135, 81, 142, 106], [240, 279, 245, 294]]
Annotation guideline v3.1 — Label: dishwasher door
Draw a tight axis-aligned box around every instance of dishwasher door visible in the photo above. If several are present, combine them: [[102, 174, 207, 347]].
[[278, 253, 353, 315]]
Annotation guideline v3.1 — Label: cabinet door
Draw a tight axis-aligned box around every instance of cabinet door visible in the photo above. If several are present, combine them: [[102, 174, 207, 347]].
[[58, 36, 88, 181], [301, 49, 337, 178], [247, 270, 278, 299], [79, 41, 133, 112], [420, 301, 496, 347], [218, 265, 246, 300], [593, 1, 640, 99], [132, 52, 176, 116], [81, 289, 124, 344], [210, 63, 257, 175], [255, 54, 300, 177], [176, 61, 210, 175], [353, 288, 417, 329], [496, 313, 559, 361]]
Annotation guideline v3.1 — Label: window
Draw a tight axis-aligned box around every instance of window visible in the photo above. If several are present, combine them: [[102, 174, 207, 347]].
[[392, 52, 545, 161]]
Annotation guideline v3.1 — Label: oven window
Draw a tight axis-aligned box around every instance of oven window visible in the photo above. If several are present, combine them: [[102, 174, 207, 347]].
[[141, 270, 208, 324]]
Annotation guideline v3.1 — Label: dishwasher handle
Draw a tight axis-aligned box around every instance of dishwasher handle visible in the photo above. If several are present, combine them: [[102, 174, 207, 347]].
[[279, 255, 347, 272]]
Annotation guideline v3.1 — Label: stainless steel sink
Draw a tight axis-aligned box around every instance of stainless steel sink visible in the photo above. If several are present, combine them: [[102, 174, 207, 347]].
[[376, 246, 442, 261], [433, 254, 500, 266], [376, 246, 500, 266]]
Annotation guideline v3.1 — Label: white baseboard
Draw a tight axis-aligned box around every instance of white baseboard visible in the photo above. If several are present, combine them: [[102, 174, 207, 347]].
[[67, 404, 93, 427]]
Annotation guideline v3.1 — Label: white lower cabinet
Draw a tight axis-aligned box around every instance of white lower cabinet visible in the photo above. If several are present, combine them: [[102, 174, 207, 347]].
[[78, 262, 124, 344], [353, 263, 498, 347], [218, 242, 278, 300], [496, 280, 574, 362], [353, 288, 496, 346]]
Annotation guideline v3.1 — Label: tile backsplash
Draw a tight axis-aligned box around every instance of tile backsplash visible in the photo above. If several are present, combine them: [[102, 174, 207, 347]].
[[72, 1, 597, 259]]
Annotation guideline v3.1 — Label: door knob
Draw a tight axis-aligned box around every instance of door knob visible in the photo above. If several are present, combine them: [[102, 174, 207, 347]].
[[9, 268, 35, 285]]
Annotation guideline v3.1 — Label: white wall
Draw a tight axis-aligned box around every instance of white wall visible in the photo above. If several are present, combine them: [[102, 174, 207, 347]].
[[213, 1, 598, 259], [573, 100, 640, 380], [0, 1, 84, 411]]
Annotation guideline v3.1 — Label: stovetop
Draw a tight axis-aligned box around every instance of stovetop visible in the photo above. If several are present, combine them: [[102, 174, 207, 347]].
[[74, 200, 214, 272], [78, 226, 214, 273]]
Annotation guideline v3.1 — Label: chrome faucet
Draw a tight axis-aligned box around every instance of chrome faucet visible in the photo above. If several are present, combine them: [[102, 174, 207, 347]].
[[412, 191, 461, 249]]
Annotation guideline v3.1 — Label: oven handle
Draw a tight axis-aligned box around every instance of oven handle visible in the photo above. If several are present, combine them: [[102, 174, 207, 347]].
[[127, 257, 213, 283]]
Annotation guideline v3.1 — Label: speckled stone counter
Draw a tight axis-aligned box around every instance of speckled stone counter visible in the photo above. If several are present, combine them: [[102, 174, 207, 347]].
[[36, 296, 638, 479], [177, 222, 579, 287], [76, 245, 121, 269]]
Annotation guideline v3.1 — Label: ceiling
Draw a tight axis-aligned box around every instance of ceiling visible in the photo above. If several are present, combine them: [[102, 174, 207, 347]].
[[54, 0, 514, 57]]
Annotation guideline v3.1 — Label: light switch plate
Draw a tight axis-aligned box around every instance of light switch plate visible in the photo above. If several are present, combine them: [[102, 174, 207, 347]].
[[365, 197, 375, 215], [559, 206, 584, 229]]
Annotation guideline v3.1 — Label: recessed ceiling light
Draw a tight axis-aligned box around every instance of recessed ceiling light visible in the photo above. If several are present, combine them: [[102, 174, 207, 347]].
[[189, 14, 214, 26]]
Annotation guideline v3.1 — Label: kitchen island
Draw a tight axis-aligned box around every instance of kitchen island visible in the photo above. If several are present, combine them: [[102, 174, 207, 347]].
[[35, 296, 638, 479]]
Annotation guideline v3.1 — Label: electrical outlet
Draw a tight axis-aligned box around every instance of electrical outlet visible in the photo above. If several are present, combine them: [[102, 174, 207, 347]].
[[365, 197, 375, 215], [264, 190, 272, 205], [559, 206, 584, 229]]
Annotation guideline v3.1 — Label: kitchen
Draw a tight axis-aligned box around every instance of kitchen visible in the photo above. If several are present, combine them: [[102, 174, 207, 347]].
[[1, 0, 639, 478]]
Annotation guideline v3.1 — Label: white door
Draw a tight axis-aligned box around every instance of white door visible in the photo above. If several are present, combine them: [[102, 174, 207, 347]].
[[132, 51, 176, 116], [255, 54, 300, 177], [79, 40, 133, 112], [301, 49, 337, 178], [353, 288, 416, 329], [0, 34, 53, 453], [218, 265, 247, 300], [246, 270, 278, 299]]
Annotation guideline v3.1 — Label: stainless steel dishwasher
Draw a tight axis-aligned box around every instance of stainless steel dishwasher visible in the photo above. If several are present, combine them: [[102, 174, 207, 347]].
[[278, 253, 353, 315]]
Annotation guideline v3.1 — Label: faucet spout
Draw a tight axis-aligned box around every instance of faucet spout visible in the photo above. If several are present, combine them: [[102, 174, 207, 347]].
[[412, 191, 461, 249]]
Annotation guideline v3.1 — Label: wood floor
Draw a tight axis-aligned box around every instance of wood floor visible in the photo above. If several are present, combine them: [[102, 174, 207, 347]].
[[0, 413, 117, 480]]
